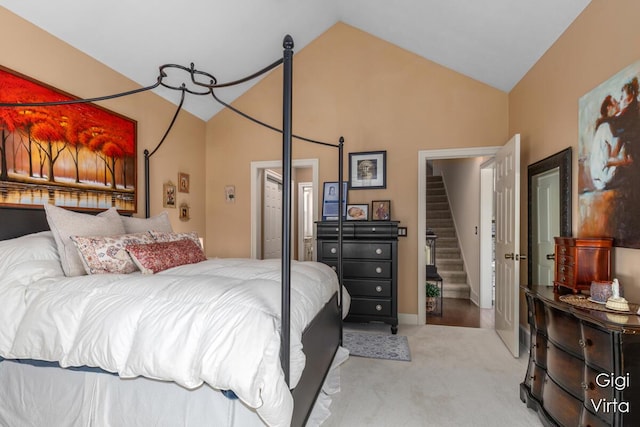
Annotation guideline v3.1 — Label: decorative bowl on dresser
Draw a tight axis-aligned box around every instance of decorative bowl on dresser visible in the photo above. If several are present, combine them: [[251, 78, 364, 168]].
[[521, 286, 640, 426], [554, 237, 613, 294], [316, 221, 398, 334]]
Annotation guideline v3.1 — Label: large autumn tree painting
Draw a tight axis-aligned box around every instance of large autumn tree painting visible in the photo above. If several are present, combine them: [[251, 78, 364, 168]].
[[0, 67, 136, 212]]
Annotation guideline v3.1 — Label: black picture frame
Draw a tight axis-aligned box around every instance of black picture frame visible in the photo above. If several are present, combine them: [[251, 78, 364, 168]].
[[349, 150, 387, 189], [371, 200, 391, 221], [322, 181, 347, 221], [346, 204, 369, 220]]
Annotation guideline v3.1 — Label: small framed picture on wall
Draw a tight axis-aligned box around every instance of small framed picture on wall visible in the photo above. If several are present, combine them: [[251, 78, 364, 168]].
[[163, 182, 176, 208], [372, 200, 391, 221], [178, 172, 190, 193]]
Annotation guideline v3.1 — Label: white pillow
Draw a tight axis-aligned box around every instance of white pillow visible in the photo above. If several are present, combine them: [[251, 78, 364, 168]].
[[44, 204, 125, 276], [121, 211, 173, 233], [0, 231, 64, 284], [71, 232, 156, 274]]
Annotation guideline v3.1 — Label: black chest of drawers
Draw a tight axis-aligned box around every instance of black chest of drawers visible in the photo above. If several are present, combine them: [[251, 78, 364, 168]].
[[316, 221, 399, 334]]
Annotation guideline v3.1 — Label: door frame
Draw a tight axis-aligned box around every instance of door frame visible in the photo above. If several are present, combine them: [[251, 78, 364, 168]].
[[417, 147, 500, 325], [251, 159, 319, 259]]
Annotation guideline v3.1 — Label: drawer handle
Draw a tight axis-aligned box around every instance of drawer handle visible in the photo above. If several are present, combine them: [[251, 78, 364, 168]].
[[375, 248, 383, 255], [579, 338, 592, 348], [330, 247, 337, 254], [375, 267, 382, 274], [581, 382, 594, 391], [375, 285, 383, 293], [335, 228, 339, 232], [530, 375, 536, 381], [375, 304, 383, 311], [560, 266, 566, 272], [371, 227, 376, 232], [561, 246, 567, 253]]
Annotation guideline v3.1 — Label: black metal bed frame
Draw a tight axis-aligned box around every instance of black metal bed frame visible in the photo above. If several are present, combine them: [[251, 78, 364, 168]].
[[0, 35, 344, 426]]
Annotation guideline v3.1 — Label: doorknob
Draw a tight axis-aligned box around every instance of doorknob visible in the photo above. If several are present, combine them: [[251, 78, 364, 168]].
[[504, 253, 514, 260], [517, 254, 527, 261], [546, 253, 555, 260]]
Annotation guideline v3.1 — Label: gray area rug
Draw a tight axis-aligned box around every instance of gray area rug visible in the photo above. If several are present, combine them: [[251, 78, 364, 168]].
[[343, 331, 411, 361]]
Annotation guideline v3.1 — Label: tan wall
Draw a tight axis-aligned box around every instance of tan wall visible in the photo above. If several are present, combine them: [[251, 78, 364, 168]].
[[1, 8, 207, 238], [206, 23, 508, 315], [511, 0, 640, 304]]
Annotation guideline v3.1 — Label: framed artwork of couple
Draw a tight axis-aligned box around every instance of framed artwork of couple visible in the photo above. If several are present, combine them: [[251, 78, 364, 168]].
[[578, 59, 640, 248]]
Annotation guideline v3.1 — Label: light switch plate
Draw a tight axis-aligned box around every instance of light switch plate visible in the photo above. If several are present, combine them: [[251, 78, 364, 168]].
[[398, 227, 407, 237]]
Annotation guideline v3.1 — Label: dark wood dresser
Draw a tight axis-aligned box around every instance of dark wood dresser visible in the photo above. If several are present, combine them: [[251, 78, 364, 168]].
[[554, 237, 613, 293], [521, 286, 640, 427], [316, 221, 398, 334]]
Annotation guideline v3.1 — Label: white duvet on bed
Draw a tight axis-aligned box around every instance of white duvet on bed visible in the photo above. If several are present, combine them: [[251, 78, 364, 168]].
[[0, 252, 343, 427]]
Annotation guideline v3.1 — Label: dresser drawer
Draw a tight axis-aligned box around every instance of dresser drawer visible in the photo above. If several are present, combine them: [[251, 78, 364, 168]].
[[526, 359, 545, 401], [531, 331, 547, 368], [344, 242, 392, 259], [583, 365, 614, 424], [546, 305, 583, 356], [547, 341, 584, 399], [316, 223, 354, 239], [556, 242, 576, 258], [354, 223, 397, 239], [343, 260, 392, 279], [556, 252, 575, 267], [543, 374, 583, 427], [579, 409, 610, 427], [349, 298, 391, 316], [581, 323, 613, 371], [344, 279, 391, 298]]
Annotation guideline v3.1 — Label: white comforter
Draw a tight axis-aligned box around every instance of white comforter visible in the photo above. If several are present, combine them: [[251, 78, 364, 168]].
[[0, 256, 342, 427]]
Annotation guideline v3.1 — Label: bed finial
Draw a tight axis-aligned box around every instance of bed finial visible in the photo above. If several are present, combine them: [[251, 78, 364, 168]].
[[283, 34, 294, 50]]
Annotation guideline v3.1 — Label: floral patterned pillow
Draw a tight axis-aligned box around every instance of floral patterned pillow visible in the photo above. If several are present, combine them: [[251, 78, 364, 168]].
[[148, 230, 202, 248], [126, 239, 207, 274], [70, 233, 155, 274]]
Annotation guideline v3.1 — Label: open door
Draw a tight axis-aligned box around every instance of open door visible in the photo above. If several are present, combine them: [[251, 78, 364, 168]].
[[494, 134, 521, 357]]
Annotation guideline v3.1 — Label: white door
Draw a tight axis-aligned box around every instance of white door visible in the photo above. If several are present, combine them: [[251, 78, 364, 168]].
[[494, 134, 521, 357], [263, 170, 282, 259], [532, 168, 560, 286]]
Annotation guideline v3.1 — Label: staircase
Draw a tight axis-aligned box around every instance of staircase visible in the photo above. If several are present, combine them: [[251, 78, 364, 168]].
[[426, 175, 470, 299]]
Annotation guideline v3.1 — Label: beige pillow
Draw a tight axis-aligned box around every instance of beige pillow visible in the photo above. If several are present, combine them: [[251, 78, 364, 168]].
[[148, 230, 202, 248], [121, 211, 173, 234], [44, 204, 125, 276]]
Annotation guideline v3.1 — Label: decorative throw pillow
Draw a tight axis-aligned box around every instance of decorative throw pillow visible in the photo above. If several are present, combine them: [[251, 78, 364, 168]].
[[70, 233, 156, 274], [121, 212, 173, 234], [126, 239, 207, 274], [44, 204, 126, 276], [148, 230, 202, 248]]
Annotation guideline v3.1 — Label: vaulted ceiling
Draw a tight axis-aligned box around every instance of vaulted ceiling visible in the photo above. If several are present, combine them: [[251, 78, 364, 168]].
[[2, 0, 591, 121]]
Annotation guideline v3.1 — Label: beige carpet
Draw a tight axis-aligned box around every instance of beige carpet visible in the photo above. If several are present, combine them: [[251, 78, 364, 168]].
[[323, 324, 541, 427]]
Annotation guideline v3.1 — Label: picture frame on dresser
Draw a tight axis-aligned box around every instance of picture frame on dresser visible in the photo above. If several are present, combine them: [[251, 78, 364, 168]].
[[349, 151, 386, 189], [321, 181, 347, 221], [371, 200, 390, 221], [346, 204, 368, 220]]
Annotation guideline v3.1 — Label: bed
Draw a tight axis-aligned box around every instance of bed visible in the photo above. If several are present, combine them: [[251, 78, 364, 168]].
[[0, 35, 348, 427]]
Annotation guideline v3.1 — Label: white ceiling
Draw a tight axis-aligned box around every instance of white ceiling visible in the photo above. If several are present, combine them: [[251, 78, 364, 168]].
[[2, 0, 591, 121]]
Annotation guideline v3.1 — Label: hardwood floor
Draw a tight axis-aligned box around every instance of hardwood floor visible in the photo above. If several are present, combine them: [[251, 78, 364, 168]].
[[426, 297, 495, 329]]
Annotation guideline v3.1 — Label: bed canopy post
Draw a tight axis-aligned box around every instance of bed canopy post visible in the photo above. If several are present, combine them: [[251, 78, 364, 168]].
[[281, 34, 294, 387], [338, 136, 344, 345], [144, 149, 151, 218]]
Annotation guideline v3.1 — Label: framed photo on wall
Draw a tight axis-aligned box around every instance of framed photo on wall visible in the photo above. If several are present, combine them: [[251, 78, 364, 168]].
[[178, 172, 190, 193], [322, 181, 347, 220], [163, 182, 176, 208], [346, 204, 368, 220], [372, 200, 391, 220], [349, 150, 386, 189]]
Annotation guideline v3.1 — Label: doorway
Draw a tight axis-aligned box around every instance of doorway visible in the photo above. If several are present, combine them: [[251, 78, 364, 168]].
[[250, 159, 319, 260], [417, 147, 500, 326]]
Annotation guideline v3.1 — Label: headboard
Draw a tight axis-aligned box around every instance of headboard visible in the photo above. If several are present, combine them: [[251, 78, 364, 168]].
[[0, 207, 50, 241]]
